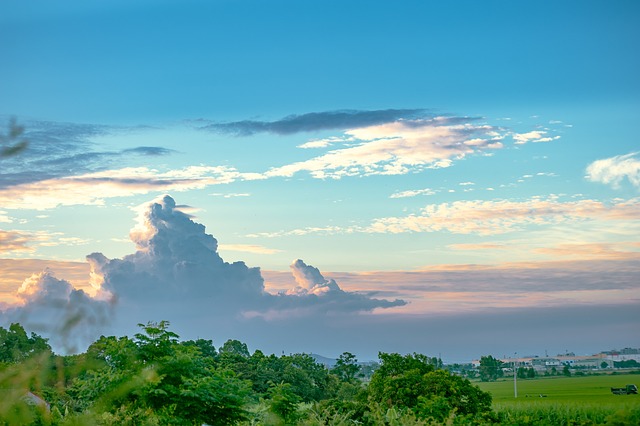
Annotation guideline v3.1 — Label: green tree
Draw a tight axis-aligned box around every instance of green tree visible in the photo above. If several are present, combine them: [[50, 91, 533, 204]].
[[368, 353, 493, 422], [68, 321, 250, 425], [0, 323, 52, 363], [368, 352, 436, 408], [332, 352, 361, 383], [267, 382, 301, 424], [527, 367, 536, 378], [415, 370, 492, 421], [478, 355, 503, 382], [134, 320, 179, 362], [563, 364, 571, 377], [181, 338, 217, 359], [219, 339, 250, 358]]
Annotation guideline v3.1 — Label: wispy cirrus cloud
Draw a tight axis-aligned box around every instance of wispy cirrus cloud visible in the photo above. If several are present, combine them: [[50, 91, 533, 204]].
[[0, 166, 263, 210], [586, 152, 640, 189], [200, 109, 428, 136], [448, 243, 507, 251], [390, 188, 438, 198], [219, 243, 282, 255], [534, 242, 640, 260], [366, 196, 640, 235], [249, 196, 640, 238], [0, 118, 174, 189]]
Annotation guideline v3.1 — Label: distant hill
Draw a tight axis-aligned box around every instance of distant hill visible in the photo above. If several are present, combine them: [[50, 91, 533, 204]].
[[310, 353, 337, 368]]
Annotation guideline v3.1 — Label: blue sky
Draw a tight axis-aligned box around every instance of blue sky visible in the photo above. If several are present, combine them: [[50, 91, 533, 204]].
[[1, 1, 639, 362]]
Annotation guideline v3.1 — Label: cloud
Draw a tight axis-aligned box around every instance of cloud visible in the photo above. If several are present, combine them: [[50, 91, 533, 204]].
[[448, 243, 507, 251], [389, 188, 437, 198], [298, 136, 355, 149], [366, 196, 640, 235], [586, 152, 640, 189], [0, 119, 174, 189], [265, 117, 506, 179], [0, 195, 403, 352], [534, 242, 640, 260], [0, 229, 82, 254], [1, 270, 112, 354], [201, 109, 428, 136], [210, 192, 251, 198], [219, 244, 282, 255], [122, 146, 176, 156], [0, 230, 32, 253], [0, 259, 91, 304], [512, 130, 560, 145], [0, 166, 261, 210], [252, 196, 640, 238], [287, 259, 341, 295]]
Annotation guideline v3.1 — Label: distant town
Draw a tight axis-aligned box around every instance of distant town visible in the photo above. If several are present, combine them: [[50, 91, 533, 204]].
[[310, 347, 640, 381], [474, 347, 640, 372]]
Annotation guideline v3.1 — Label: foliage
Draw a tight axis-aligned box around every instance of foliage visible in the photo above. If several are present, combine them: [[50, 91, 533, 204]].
[[65, 321, 251, 425], [266, 382, 302, 424], [220, 339, 250, 358], [614, 359, 640, 368], [368, 352, 436, 408], [332, 352, 361, 383], [478, 355, 504, 382], [368, 352, 492, 423], [3, 322, 639, 425], [0, 323, 52, 363]]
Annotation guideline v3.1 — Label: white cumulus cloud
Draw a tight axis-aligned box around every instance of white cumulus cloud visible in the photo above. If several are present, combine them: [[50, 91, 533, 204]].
[[1, 195, 405, 352]]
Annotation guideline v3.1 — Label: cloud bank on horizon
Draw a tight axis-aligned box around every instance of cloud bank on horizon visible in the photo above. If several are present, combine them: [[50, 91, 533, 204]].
[[0, 194, 405, 353]]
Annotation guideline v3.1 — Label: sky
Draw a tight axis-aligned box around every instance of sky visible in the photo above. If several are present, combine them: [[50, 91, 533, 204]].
[[0, 0, 639, 363]]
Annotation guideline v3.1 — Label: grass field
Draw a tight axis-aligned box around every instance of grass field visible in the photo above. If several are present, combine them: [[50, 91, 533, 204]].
[[475, 374, 640, 424], [476, 373, 640, 406]]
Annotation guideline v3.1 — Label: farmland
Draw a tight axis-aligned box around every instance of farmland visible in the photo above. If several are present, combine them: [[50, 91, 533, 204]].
[[477, 373, 640, 405], [477, 374, 640, 425]]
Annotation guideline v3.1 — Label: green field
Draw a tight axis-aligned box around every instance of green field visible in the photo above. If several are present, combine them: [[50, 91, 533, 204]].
[[477, 374, 640, 405], [476, 375, 640, 424]]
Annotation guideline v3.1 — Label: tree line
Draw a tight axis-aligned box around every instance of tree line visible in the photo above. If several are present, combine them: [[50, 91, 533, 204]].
[[0, 321, 499, 425]]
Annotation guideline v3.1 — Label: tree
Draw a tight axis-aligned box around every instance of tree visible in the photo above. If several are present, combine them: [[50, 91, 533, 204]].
[[134, 320, 179, 362], [219, 339, 250, 358], [332, 352, 361, 382], [0, 323, 52, 363], [69, 321, 251, 425], [368, 352, 436, 408], [415, 370, 492, 420], [368, 353, 493, 422], [182, 338, 217, 359], [563, 364, 572, 377], [478, 355, 504, 382], [267, 382, 301, 424]]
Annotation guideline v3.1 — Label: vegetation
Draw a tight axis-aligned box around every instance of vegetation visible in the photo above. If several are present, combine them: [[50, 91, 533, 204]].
[[478, 355, 503, 382], [1, 322, 638, 425]]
